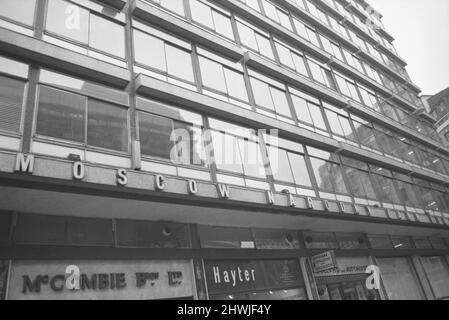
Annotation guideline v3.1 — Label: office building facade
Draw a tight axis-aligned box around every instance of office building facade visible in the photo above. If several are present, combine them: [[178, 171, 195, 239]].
[[0, 0, 449, 300], [425, 87, 449, 146]]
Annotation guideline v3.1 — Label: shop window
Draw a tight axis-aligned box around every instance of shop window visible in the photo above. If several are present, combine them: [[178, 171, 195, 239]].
[[253, 229, 300, 249], [0, 212, 12, 244], [0, 75, 27, 134], [376, 257, 425, 300], [198, 48, 249, 105], [198, 226, 254, 248], [236, 18, 274, 60], [0, 0, 36, 30], [205, 259, 307, 300], [190, 0, 234, 40], [116, 220, 191, 248], [14, 214, 113, 246], [138, 98, 206, 166], [45, 0, 126, 60], [133, 26, 195, 85], [420, 256, 449, 299], [36, 85, 129, 153], [303, 232, 338, 249]]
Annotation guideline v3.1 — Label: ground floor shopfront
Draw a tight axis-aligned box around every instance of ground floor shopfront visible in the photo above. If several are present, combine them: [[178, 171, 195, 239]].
[[1, 211, 449, 300]]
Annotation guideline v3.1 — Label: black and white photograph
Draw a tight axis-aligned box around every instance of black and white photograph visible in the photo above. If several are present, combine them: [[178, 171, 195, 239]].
[[0, 0, 449, 307]]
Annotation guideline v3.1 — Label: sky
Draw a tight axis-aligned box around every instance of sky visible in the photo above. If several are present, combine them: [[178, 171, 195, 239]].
[[370, 0, 449, 95]]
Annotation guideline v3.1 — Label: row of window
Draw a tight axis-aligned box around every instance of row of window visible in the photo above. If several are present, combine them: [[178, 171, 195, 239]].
[[0, 55, 448, 210], [0, 0, 434, 143], [139, 1, 436, 142], [129, 26, 448, 176], [4, 212, 449, 252]]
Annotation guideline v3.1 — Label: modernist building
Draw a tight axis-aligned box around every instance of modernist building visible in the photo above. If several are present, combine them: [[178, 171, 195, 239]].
[[0, 0, 449, 300], [424, 87, 449, 146]]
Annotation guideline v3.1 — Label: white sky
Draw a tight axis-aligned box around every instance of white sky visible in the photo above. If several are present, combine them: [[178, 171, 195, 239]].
[[370, 0, 449, 95]]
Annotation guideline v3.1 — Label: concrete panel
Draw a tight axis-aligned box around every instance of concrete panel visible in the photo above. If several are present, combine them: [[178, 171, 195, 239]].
[[0, 153, 15, 173], [0, 28, 131, 88]]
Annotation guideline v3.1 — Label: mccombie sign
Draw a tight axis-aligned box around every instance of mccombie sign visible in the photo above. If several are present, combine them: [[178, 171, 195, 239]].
[[7, 260, 193, 300]]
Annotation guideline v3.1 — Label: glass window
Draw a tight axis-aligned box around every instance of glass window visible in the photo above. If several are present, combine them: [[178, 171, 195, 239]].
[[0, 76, 26, 134], [166, 45, 195, 82], [237, 20, 274, 60], [190, 0, 234, 40], [253, 229, 300, 249], [133, 30, 166, 71], [46, 0, 90, 44], [0, 0, 37, 26], [198, 52, 248, 102], [156, 0, 185, 16], [87, 100, 128, 152], [344, 166, 377, 199], [304, 232, 338, 249], [36, 85, 86, 143], [336, 233, 368, 250], [373, 173, 401, 204], [267, 146, 311, 187], [421, 256, 449, 299], [376, 257, 425, 300], [310, 158, 334, 193], [89, 14, 125, 58], [138, 105, 205, 166], [291, 93, 327, 134], [250, 75, 291, 118]]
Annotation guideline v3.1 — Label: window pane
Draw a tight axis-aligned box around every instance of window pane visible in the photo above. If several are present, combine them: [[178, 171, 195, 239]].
[[292, 95, 313, 125], [224, 68, 248, 102], [36, 86, 85, 142], [212, 11, 234, 39], [133, 30, 166, 71], [15, 214, 66, 244], [376, 257, 425, 300], [139, 112, 174, 160], [46, 0, 89, 44], [238, 139, 266, 178], [308, 102, 327, 130], [67, 217, 113, 246], [276, 43, 295, 69], [310, 158, 333, 192], [166, 45, 194, 82], [237, 21, 258, 50], [199, 56, 226, 92], [251, 77, 274, 110], [292, 52, 308, 76], [271, 148, 294, 183], [289, 153, 312, 187], [159, 0, 185, 16], [0, 76, 25, 133], [89, 14, 125, 58], [255, 33, 274, 59], [191, 0, 214, 29], [270, 87, 291, 117], [87, 100, 128, 152], [0, 0, 36, 26], [211, 131, 244, 174], [421, 256, 449, 299]]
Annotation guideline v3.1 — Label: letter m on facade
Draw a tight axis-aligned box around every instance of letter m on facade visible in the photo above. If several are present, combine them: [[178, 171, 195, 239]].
[[15, 153, 34, 173]]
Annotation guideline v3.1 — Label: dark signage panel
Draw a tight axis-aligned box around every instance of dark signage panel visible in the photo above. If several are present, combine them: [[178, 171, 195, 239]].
[[204, 259, 303, 295]]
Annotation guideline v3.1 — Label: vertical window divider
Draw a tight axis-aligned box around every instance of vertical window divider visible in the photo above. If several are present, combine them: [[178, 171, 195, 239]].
[[21, 66, 40, 154], [34, 0, 47, 39]]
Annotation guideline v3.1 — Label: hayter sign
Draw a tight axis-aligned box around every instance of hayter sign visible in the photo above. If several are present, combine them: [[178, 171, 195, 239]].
[[7, 260, 193, 300]]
